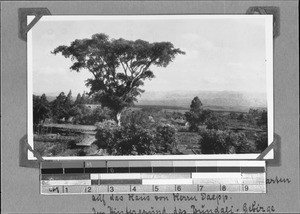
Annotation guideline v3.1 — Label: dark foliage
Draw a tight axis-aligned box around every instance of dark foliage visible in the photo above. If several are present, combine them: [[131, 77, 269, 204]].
[[199, 129, 256, 154], [95, 121, 156, 155], [206, 115, 227, 130], [255, 133, 268, 152], [257, 110, 268, 128], [155, 124, 176, 153], [94, 120, 120, 154], [185, 97, 212, 131], [95, 120, 178, 155], [33, 94, 51, 124], [51, 92, 70, 122]]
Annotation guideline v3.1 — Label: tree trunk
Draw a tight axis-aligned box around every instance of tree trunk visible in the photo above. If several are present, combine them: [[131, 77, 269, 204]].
[[116, 112, 122, 126]]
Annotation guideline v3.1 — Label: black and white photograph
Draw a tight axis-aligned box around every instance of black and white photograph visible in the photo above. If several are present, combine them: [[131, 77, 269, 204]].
[[28, 15, 273, 159]]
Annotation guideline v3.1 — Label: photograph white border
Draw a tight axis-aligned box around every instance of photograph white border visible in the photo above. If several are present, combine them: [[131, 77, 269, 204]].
[[27, 15, 274, 160]]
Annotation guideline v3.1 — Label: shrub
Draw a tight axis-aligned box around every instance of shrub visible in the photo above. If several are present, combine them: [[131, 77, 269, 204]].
[[229, 112, 238, 119], [257, 110, 268, 128], [94, 120, 120, 154], [155, 124, 176, 153], [120, 110, 152, 129], [185, 109, 213, 132], [199, 129, 256, 154], [255, 133, 268, 152], [206, 116, 227, 130], [95, 121, 157, 155], [199, 129, 229, 154], [115, 124, 156, 155]]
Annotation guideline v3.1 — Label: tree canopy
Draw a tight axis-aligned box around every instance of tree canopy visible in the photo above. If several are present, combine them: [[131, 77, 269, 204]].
[[33, 94, 51, 124], [185, 96, 210, 131], [52, 33, 185, 123], [190, 96, 203, 113]]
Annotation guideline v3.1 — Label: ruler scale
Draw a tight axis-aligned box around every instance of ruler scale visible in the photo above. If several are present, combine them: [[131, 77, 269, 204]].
[[40, 160, 266, 194]]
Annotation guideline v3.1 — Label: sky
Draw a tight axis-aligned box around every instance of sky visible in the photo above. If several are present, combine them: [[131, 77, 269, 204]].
[[29, 15, 272, 96]]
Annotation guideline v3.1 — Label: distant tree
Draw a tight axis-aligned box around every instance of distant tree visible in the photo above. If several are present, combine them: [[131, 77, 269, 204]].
[[69, 105, 83, 118], [199, 129, 230, 154], [91, 107, 113, 123], [80, 92, 89, 104], [185, 97, 210, 131], [33, 94, 51, 124], [155, 124, 176, 153], [95, 122, 156, 155], [190, 96, 203, 113], [120, 110, 152, 129], [65, 90, 73, 111], [74, 93, 82, 105], [238, 113, 245, 121], [83, 106, 113, 125], [51, 92, 69, 122], [206, 115, 227, 130], [255, 133, 268, 152], [116, 124, 156, 155], [199, 129, 254, 154], [249, 108, 259, 117], [257, 110, 267, 128], [70, 104, 92, 124], [94, 120, 120, 154], [52, 33, 185, 125], [229, 112, 238, 120]]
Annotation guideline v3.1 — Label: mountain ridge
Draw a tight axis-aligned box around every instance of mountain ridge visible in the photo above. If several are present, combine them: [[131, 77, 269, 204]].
[[34, 90, 268, 109]]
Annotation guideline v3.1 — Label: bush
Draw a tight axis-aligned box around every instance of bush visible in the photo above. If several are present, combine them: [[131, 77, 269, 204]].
[[185, 109, 213, 132], [95, 122, 156, 155], [94, 120, 180, 155], [206, 116, 227, 130], [199, 129, 229, 154], [255, 133, 268, 152], [115, 124, 156, 155], [257, 110, 268, 128], [94, 120, 120, 154], [199, 129, 256, 154], [155, 124, 176, 153], [120, 110, 153, 129]]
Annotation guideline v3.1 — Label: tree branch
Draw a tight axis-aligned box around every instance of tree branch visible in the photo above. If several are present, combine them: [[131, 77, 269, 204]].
[[119, 59, 128, 76]]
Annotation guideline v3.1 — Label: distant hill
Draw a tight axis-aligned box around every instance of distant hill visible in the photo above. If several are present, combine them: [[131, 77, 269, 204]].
[[135, 90, 267, 109], [35, 90, 268, 112]]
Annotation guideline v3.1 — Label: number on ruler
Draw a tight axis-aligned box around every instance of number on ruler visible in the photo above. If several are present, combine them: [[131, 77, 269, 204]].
[[244, 185, 249, 191], [49, 186, 60, 193], [85, 186, 92, 193], [109, 186, 114, 192], [131, 186, 137, 192], [198, 185, 204, 191], [153, 186, 159, 192], [175, 185, 181, 191], [221, 185, 226, 191]]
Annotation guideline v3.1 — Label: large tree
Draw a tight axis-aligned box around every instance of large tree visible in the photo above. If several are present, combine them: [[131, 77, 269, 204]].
[[185, 96, 210, 131], [52, 33, 185, 125], [51, 92, 69, 122], [33, 94, 51, 124]]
